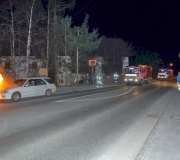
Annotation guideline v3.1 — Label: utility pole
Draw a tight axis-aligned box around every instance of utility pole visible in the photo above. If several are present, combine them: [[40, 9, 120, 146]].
[[92, 66, 94, 84], [65, 25, 67, 86], [76, 29, 79, 84]]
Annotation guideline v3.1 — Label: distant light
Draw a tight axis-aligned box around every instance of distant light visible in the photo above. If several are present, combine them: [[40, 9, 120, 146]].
[[169, 63, 173, 67]]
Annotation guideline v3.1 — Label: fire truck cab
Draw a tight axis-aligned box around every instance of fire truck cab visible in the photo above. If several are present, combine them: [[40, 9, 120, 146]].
[[124, 65, 152, 85]]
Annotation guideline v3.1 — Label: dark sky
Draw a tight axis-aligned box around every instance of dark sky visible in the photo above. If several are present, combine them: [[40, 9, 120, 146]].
[[68, 0, 180, 68]]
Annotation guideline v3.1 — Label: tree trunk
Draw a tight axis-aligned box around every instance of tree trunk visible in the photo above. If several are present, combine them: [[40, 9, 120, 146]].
[[53, 0, 58, 86], [26, 0, 36, 77], [11, 8, 15, 79], [46, 0, 52, 76]]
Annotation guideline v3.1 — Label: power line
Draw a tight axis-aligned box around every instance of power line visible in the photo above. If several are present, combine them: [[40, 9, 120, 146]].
[[72, 0, 101, 18]]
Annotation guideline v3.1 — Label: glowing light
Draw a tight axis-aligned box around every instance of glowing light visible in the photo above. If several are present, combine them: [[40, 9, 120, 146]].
[[169, 63, 173, 67], [0, 74, 3, 83]]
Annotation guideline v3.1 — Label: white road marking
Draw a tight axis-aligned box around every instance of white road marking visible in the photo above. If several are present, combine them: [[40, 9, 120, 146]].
[[55, 91, 74, 94], [55, 87, 137, 103]]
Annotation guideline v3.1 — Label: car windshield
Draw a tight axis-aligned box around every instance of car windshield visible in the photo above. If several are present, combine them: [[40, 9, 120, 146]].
[[158, 70, 167, 73], [124, 68, 139, 74], [14, 79, 27, 86]]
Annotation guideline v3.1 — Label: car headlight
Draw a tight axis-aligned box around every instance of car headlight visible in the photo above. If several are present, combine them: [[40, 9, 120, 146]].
[[2, 90, 9, 94]]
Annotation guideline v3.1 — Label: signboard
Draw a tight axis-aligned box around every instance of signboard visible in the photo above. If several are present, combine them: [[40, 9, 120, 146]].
[[88, 60, 97, 66], [39, 68, 48, 77]]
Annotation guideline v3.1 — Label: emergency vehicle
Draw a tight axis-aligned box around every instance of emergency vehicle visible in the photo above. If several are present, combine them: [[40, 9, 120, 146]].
[[157, 68, 173, 80], [124, 65, 152, 85]]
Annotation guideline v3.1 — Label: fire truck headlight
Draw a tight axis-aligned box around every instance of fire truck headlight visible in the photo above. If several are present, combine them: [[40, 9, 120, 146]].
[[124, 78, 127, 81], [135, 79, 138, 81]]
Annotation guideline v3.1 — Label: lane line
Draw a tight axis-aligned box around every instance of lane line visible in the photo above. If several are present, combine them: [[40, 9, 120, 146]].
[[55, 91, 74, 94], [55, 86, 137, 103]]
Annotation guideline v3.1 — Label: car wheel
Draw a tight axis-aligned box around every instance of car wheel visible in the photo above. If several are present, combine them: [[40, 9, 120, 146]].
[[45, 89, 52, 97], [11, 92, 21, 102]]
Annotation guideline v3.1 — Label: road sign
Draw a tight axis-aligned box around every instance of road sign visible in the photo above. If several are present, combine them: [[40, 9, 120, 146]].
[[39, 68, 48, 77], [88, 60, 96, 66]]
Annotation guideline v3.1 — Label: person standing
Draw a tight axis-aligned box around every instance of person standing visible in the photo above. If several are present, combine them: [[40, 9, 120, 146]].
[[177, 71, 180, 90], [177, 72, 180, 82]]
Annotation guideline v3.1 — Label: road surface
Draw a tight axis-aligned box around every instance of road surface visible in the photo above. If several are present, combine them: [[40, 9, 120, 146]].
[[0, 80, 178, 160]]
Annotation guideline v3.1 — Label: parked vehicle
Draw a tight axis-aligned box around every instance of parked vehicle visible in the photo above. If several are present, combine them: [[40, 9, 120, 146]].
[[124, 65, 152, 85], [0, 77, 56, 102], [157, 68, 173, 80]]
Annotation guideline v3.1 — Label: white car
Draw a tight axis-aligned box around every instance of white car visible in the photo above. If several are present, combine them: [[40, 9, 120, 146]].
[[0, 77, 56, 102]]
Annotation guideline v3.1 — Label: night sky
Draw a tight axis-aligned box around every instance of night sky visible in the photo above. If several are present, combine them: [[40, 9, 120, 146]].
[[68, 0, 180, 70]]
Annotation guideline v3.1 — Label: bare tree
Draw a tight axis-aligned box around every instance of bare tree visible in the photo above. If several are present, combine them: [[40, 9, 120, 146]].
[[25, 0, 36, 76], [0, 0, 75, 81], [0, 0, 22, 77], [19, 0, 48, 77]]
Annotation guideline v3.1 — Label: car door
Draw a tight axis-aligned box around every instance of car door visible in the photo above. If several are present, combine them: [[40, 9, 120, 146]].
[[35, 79, 47, 96], [22, 79, 36, 97]]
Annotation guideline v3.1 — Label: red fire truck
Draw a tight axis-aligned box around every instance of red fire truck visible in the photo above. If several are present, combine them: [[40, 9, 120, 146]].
[[124, 65, 152, 85]]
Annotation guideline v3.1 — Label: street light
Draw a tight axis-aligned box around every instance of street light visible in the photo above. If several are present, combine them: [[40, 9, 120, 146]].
[[169, 63, 173, 67]]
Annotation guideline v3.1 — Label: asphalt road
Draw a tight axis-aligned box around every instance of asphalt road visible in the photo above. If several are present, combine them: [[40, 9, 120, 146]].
[[0, 80, 178, 160]]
